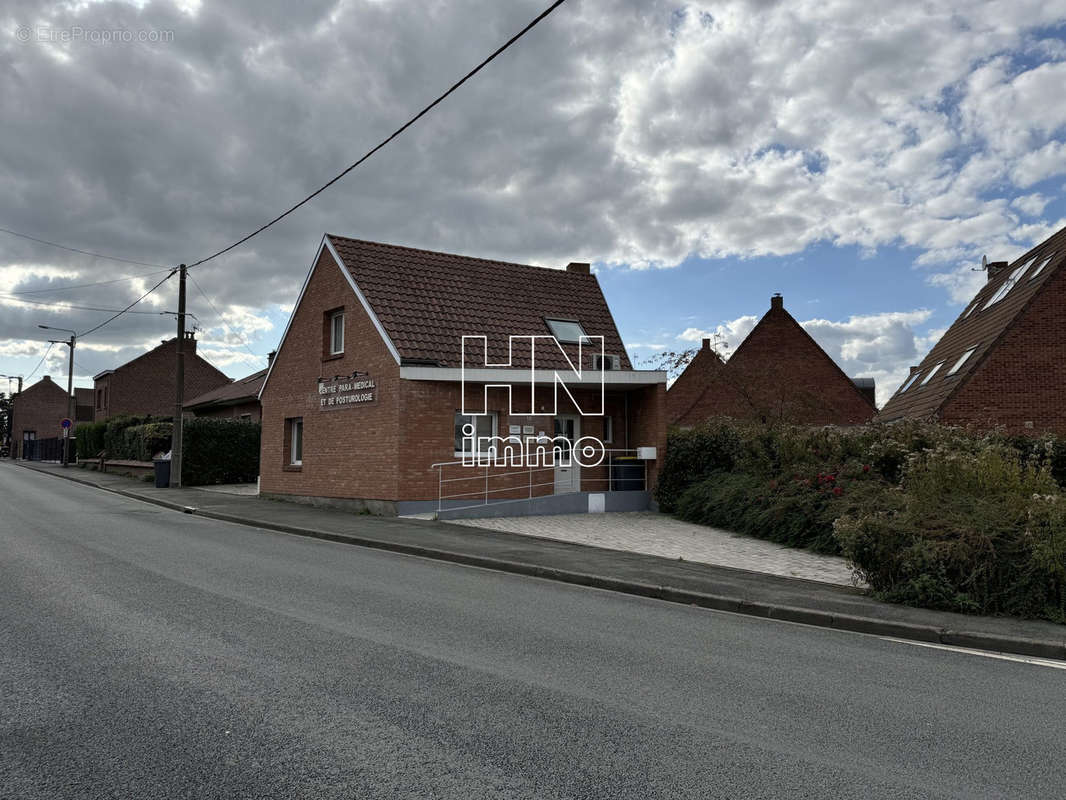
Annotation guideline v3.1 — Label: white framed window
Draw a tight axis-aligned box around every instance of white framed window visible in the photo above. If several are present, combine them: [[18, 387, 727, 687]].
[[453, 412, 497, 458], [329, 310, 345, 355], [289, 417, 303, 465], [947, 346, 978, 376], [920, 361, 944, 386], [545, 318, 588, 343], [898, 371, 922, 394], [1029, 253, 1055, 280], [982, 264, 1028, 310]]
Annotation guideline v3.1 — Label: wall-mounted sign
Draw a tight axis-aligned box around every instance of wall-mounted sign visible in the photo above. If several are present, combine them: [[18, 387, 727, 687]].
[[318, 371, 376, 410]]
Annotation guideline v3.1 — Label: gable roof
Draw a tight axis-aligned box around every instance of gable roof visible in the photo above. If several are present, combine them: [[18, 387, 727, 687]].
[[325, 235, 631, 370], [878, 224, 1066, 422], [93, 336, 230, 386], [184, 368, 267, 410]]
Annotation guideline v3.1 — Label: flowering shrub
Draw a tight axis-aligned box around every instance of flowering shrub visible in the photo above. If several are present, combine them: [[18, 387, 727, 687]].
[[657, 418, 1066, 621]]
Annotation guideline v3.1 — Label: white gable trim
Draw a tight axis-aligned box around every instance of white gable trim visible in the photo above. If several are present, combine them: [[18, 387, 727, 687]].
[[258, 235, 401, 401], [323, 237, 402, 365]]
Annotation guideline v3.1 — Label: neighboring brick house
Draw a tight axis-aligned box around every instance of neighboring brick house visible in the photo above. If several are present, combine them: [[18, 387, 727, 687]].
[[93, 333, 230, 421], [259, 234, 667, 516], [878, 225, 1066, 434], [668, 294, 877, 426], [10, 376, 75, 458], [184, 366, 268, 422]]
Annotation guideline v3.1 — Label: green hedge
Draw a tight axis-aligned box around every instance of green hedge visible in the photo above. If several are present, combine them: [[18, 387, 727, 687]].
[[656, 418, 1066, 622], [75, 415, 260, 486], [181, 417, 260, 486]]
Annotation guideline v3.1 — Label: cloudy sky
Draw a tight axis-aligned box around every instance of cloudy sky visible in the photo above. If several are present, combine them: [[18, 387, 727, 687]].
[[2, 0, 1066, 406]]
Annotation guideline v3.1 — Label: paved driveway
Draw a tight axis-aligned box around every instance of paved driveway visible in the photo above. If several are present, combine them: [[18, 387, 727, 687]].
[[446, 511, 859, 586]]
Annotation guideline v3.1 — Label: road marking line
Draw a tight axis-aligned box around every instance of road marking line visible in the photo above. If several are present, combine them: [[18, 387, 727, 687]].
[[878, 637, 1066, 670]]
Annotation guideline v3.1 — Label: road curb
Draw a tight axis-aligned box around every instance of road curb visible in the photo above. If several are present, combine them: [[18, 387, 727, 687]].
[[15, 462, 1066, 662]]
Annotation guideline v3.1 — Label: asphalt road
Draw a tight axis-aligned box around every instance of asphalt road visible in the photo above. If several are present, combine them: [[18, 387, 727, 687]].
[[2, 462, 1064, 799]]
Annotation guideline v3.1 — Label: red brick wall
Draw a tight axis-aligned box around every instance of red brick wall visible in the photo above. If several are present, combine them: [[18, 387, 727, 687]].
[[668, 306, 876, 426], [94, 337, 231, 421], [11, 377, 71, 456], [260, 246, 401, 500], [941, 265, 1066, 434]]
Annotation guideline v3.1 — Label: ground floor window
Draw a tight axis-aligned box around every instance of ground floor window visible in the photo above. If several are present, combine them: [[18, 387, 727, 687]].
[[603, 415, 613, 443], [454, 412, 497, 458], [287, 417, 303, 465]]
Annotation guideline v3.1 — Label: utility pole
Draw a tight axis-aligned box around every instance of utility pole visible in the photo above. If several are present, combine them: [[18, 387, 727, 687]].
[[38, 325, 76, 467], [170, 264, 187, 488]]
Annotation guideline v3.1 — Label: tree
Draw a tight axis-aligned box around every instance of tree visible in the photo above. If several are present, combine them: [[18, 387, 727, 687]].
[[0, 392, 11, 454]]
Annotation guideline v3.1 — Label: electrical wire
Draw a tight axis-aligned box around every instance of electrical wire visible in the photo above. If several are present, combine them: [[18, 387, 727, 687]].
[[188, 274, 262, 363], [78, 269, 177, 339], [5, 268, 174, 295], [186, 0, 569, 270], [0, 292, 185, 315], [0, 225, 169, 268], [25, 342, 55, 381]]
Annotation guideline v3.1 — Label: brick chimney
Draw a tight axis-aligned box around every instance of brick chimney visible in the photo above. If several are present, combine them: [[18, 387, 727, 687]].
[[986, 261, 1008, 282], [184, 330, 197, 356], [566, 262, 591, 275], [267, 350, 277, 366], [770, 293, 784, 310], [702, 338, 711, 350]]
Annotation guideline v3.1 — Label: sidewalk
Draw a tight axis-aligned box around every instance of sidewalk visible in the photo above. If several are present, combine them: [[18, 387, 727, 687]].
[[11, 460, 1066, 661]]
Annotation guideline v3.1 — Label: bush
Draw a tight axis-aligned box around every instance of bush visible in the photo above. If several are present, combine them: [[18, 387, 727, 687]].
[[835, 448, 1066, 621], [75, 421, 107, 459], [181, 417, 260, 485], [657, 417, 1066, 622]]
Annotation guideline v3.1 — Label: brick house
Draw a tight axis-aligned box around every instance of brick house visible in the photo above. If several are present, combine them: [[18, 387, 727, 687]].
[[668, 294, 877, 426], [184, 366, 267, 422], [10, 376, 93, 459], [259, 234, 667, 517], [878, 225, 1066, 433], [93, 333, 230, 421]]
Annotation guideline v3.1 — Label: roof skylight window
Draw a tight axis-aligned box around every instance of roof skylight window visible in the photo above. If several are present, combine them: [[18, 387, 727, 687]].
[[1029, 252, 1055, 280], [947, 346, 977, 376], [920, 361, 944, 386], [544, 318, 588, 343], [898, 370, 922, 394], [981, 264, 1028, 310]]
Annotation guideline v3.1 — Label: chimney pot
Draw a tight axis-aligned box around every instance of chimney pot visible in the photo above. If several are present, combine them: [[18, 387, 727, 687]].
[[566, 262, 591, 275], [770, 293, 784, 310]]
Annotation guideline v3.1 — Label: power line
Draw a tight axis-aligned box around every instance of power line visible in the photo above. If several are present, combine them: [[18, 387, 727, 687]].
[[0, 292, 186, 316], [0, 225, 169, 268], [186, 0, 569, 270], [25, 343, 55, 381], [5, 268, 174, 295], [188, 274, 262, 363], [78, 269, 177, 339]]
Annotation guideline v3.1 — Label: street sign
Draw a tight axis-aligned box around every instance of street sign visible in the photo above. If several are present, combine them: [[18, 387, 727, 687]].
[[60, 418, 72, 429]]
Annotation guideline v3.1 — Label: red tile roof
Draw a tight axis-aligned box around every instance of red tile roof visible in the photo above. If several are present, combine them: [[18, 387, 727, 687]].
[[326, 235, 631, 370], [878, 224, 1066, 421], [184, 368, 267, 410]]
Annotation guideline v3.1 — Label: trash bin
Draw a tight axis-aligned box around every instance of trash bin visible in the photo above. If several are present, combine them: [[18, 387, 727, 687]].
[[610, 456, 645, 491], [153, 450, 172, 488]]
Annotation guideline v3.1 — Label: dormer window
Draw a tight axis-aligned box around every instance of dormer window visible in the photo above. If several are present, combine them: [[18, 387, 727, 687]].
[[545, 318, 588, 343]]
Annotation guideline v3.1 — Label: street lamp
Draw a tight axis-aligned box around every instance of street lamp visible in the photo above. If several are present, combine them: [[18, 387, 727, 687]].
[[38, 325, 77, 467]]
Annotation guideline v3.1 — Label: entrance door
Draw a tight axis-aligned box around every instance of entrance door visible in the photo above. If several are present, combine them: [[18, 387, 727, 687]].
[[22, 430, 35, 460], [553, 416, 580, 493]]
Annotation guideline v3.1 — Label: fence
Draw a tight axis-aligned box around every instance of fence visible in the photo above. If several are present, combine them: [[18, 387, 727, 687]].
[[21, 436, 73, 462], [430, 447, 647, 513]]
